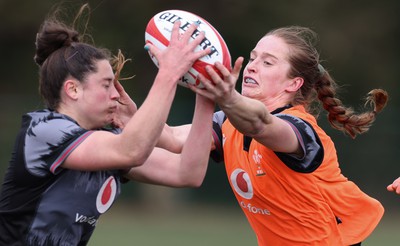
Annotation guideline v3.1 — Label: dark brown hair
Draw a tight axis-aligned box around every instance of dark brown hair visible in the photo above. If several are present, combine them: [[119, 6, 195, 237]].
[[266, 26, 388, 138], [34, 4, 112, 110]]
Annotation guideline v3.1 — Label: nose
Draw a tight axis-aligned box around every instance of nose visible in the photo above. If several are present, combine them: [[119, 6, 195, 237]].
[[246, 59, 258, 73], [111, 84, 120, 101]]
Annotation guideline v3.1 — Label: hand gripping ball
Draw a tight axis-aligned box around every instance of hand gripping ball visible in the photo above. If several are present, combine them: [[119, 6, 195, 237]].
[[145, 9, 231, 88]]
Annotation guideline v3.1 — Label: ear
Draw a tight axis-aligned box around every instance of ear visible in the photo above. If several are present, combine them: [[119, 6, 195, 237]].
[[286, 77, 304, 92], [63, 79, 80, 100]]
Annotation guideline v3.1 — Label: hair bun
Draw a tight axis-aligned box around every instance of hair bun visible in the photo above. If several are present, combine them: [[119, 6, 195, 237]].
[[34, 20, 80, 66], [63, 32, 79, 46]]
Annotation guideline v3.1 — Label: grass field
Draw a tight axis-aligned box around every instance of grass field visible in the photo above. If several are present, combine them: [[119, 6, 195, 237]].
[[89, 202, 400, 246], [89, 202, 257, 246]]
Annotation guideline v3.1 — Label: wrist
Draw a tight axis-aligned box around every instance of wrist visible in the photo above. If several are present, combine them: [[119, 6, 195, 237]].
[[155, 68, 181, 86], [218, 91, 242, 110]]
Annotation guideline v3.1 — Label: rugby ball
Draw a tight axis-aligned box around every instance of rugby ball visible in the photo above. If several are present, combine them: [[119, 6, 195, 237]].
[[145, 9, 231, 88]]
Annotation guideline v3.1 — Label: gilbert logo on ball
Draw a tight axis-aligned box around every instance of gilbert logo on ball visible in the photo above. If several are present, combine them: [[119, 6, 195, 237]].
[[145, 9, 231, 88]]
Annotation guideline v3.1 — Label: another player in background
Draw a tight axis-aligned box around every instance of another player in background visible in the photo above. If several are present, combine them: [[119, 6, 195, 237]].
[[190, 26, 388, 245], [387, 177, 400, 194], [0, 4, 214, 246]]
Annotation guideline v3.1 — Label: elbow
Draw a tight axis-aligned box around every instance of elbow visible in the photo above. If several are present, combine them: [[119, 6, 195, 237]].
[[187, 179, 203, 188], [116, 134, 159, 168], [131, 153, 150, 167], [245, 126, 264, 138], [246, 118, 270, 138], [171, 175, 204, 188], [178, 181, 202, 188], [120, 149, 152, 168], [133, 152, 150, 166], [236, 117, 267, 138], [181, 175, 205, 188], [246, 113, 271, 137]]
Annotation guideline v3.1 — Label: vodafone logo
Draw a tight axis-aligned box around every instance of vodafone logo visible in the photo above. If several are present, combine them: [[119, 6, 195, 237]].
[[230, 168, 253, 199], [96, 176, 117, 214]]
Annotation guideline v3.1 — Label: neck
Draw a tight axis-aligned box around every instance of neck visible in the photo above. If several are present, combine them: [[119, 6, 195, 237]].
[[56, 105, 91, 130]]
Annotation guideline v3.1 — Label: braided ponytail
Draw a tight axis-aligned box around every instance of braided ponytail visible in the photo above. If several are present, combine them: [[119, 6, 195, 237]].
[[268, 26, 389, 138], [315, 70, 388, 138]]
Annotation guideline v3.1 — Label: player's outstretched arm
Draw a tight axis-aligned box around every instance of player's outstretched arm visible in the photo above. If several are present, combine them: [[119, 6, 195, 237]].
[[64, 21, 209, 171], [125, 94, 215, 187]]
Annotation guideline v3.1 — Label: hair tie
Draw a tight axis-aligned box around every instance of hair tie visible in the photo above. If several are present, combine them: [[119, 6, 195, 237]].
[[66, 51, 78, 61]]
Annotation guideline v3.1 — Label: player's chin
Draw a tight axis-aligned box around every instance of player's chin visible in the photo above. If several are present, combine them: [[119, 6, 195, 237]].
[[241, 87, 256, 97], [103, 115, 116, 127]]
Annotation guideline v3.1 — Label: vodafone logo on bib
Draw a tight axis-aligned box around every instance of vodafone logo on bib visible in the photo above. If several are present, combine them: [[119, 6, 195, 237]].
[[230, 169, 253, 199], [96, 176, 117, 214]]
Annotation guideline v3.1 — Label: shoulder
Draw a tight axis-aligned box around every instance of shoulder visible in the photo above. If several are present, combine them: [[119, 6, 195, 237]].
[[213, 110, 226, 126], [26, 110, 87, 143], [27, 109, 82, 131], [278, 105, 318, 125], [211, 110, 226, 163], [24, 110, 92, 175], [274, 106, 324, 173]]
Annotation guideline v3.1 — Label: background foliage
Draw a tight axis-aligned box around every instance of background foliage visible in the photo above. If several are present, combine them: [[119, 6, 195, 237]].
[[0, 0, 399, 244]]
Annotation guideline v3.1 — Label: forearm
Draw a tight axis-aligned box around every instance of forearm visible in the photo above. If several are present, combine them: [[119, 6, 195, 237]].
[[115, 19, 212, 165], [177, 95, 214, 186], [157, 124, 191, 153], [118, 72, 179, 164], [219, 91, 272, 137], [124, 95, 214, 187]]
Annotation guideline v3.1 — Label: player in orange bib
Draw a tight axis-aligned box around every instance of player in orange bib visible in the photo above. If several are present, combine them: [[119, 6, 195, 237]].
[[191, 26, 388, 245]]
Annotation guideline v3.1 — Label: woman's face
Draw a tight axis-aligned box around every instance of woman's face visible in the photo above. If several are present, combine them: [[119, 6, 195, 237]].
[[77, 59, 120, 129], [241, 35, 295, 108]]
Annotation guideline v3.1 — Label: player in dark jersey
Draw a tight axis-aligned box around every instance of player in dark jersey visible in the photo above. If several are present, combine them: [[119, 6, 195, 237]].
[[0, 4, 214, 246]]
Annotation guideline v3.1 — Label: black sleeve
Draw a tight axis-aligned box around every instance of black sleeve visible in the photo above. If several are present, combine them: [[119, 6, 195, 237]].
[[274, 114, 324, 173], [210, 111, 226, 163]]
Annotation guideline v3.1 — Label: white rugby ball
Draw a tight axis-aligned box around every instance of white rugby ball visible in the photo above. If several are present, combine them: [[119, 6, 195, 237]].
[[145, 9, 231, 88]]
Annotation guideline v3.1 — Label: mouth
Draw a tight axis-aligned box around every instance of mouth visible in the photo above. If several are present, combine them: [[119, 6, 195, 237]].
[[244, 76, 258, 85], [108, 106, 117, 113]]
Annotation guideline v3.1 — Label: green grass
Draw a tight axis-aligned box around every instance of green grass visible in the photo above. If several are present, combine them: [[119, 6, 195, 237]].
[[89, 203, 257, 246], [89, 202, 400, 246]]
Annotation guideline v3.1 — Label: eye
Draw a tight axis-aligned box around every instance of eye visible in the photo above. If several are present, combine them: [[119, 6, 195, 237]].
[[248, 57, 255, 63], [103, 80, 113, 89], [263, 60, 272, 65]]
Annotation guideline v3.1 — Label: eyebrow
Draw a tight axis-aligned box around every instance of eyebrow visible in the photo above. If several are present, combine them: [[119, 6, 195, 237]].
[[100, 78, 114, 86], [250, 50, 279, 60], [104, 75, 115, 82]]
